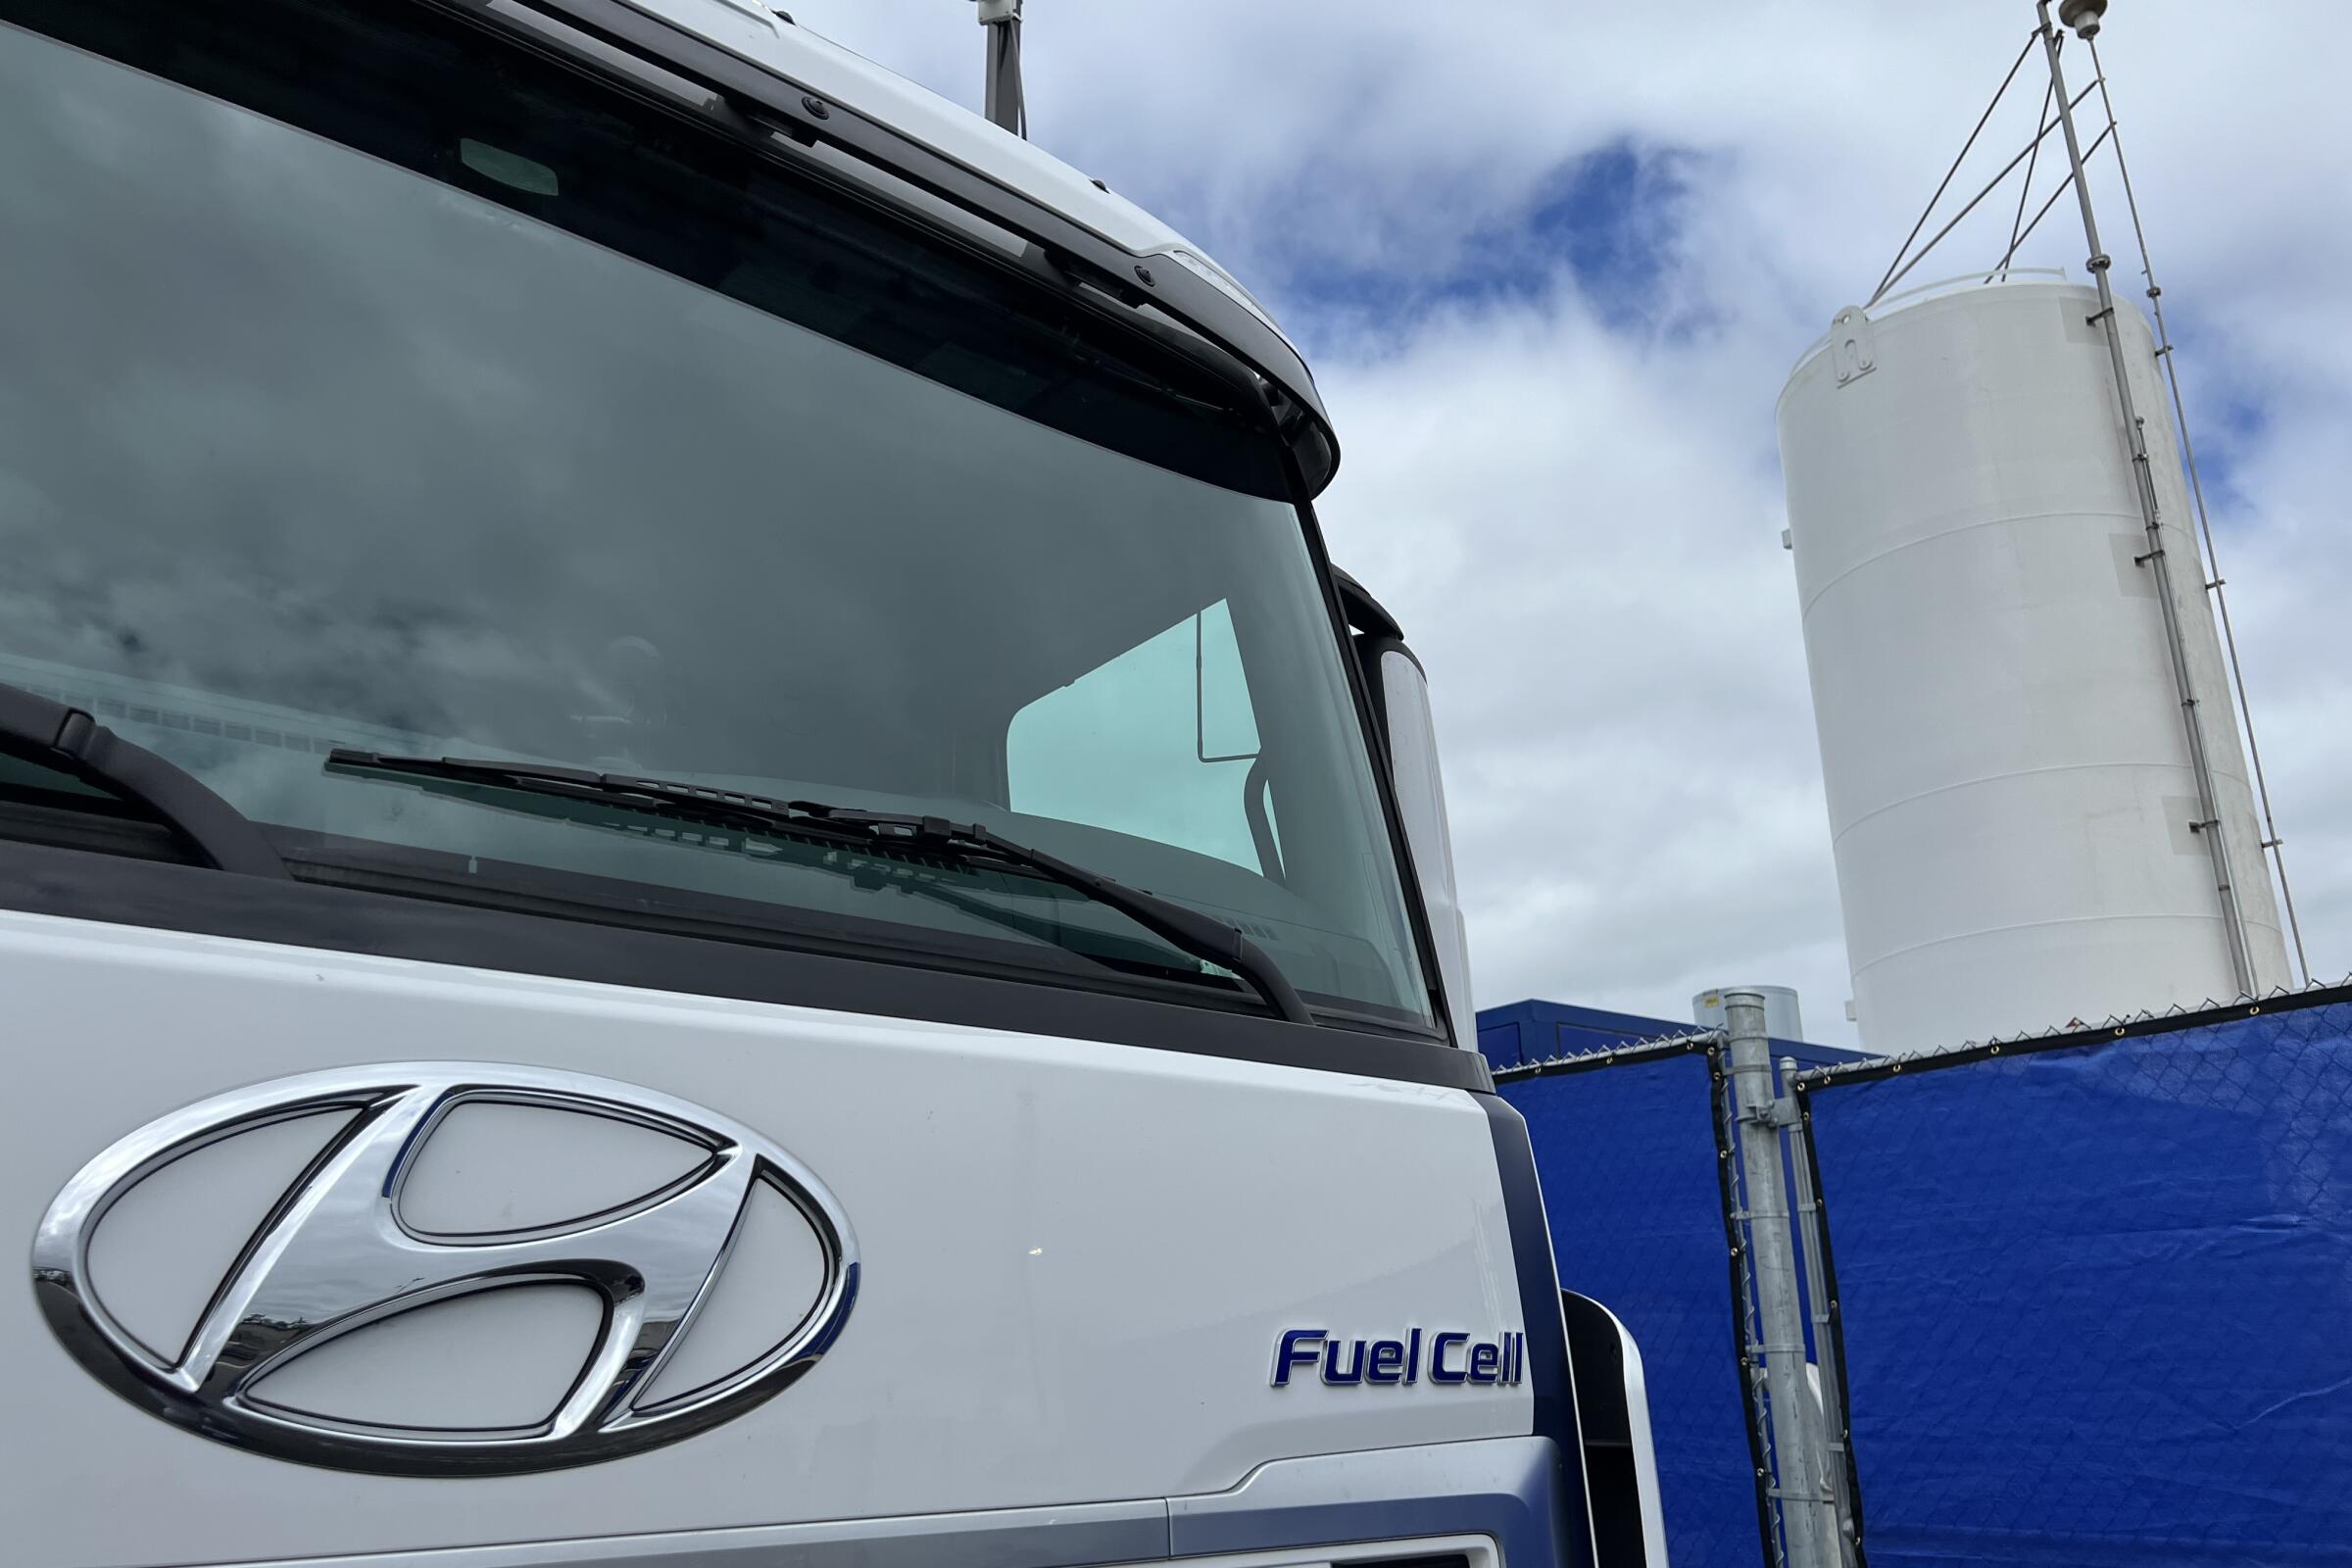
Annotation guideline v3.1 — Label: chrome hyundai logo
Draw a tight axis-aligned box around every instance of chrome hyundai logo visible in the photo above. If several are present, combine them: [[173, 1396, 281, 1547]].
[[31, 1063, 858, 1475]]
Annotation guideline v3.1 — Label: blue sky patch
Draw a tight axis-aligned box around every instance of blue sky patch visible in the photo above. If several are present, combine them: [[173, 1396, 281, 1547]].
[[1179, 138, 1708, 358]]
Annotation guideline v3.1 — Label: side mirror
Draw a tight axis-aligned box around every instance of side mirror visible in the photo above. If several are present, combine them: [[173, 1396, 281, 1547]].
[[1373, 644, 1476, 1048], [1331, 569, 1476, 1048]]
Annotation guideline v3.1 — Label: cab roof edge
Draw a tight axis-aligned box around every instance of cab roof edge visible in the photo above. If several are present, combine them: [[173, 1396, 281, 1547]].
[[518, 0, 1340, 491]]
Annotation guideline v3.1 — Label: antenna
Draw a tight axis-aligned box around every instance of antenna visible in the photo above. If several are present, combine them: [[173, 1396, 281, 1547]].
[[973, 0, 1026, 138], [2032, 0, 2310, 987]]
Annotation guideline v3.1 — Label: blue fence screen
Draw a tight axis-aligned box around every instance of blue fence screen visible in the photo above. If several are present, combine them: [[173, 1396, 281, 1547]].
[[1503, 1051, 1758, 1568], [1490, 1002, 1863, 1568], [1805, 994, 2352, 1567]]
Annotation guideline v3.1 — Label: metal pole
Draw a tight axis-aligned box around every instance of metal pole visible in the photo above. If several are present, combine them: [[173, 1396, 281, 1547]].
[[1725, 992, 1837, 1568], [2035, 2, 2258, 998], [2086, 34, 2313, 988], [975, 0, 1026, 138], [1785, 1071, 1858, 1567]]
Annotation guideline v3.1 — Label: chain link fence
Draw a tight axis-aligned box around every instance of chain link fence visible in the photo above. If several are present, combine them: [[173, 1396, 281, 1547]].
[[1793, 986, 2352, 1568], [1496, 1025, 1860, 1568], [1491, 981, 2352, 1568]]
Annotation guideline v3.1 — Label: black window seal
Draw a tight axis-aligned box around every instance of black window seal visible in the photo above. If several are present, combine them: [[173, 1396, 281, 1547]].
[[425, 0, 1342, 493], [0, 838, 1492, 1091]]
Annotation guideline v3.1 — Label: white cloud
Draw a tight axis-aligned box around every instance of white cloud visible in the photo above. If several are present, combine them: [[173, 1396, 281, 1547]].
[[787, 0, 2352, 1043]]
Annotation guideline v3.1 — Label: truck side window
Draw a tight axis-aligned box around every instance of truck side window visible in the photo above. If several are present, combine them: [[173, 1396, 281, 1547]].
[[1006, 601, 1267, 874]]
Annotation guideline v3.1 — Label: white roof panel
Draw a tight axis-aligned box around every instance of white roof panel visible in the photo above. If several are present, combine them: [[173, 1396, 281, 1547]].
[[615, 0, 1253, 299]]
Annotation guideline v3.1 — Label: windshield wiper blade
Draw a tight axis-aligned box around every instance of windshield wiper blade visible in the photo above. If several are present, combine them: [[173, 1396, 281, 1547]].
[[801, 803, 1315, 1026], [324, 750, 1315, 1026], [0, 680, 288, 877]]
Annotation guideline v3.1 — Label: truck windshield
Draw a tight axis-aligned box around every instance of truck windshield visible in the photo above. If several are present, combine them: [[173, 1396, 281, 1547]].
[[0, 2, 1435, 1031]]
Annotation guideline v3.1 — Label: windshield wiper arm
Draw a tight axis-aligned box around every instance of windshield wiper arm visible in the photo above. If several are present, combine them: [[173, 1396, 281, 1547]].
[[0, 681, 288, 877], [323, 750, 1314, 1026]]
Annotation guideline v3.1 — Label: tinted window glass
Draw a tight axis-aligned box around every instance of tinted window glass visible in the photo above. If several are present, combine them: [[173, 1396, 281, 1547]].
[[0, 6, 1432, 1026]]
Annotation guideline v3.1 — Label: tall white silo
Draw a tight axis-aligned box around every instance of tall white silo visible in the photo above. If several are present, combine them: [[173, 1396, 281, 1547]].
[[1777, 275, 2289, 1054]]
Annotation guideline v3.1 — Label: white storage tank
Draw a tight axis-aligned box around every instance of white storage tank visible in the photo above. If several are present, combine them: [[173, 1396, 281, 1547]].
[[1778, 274, 2288, 1054]]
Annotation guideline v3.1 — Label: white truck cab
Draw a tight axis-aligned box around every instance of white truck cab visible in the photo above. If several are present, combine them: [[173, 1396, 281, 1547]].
[[0, 2, 1656, 1563]]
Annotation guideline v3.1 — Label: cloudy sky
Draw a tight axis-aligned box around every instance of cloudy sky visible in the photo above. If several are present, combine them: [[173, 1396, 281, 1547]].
[[787, 0, 2352, 1045]]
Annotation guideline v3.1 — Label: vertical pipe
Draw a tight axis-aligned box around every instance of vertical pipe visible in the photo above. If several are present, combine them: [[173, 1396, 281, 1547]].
[[1785, 1073, 1858, 1566], [976, 0, 1026, 137], [1717, 1059, 1788, 1568], [2035, 3, 2257, 997], [1726, 992, 1835, 1568]]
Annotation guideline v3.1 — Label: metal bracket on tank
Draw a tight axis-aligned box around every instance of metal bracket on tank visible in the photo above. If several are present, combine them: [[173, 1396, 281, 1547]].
[[1829, 306, 1877, 386]]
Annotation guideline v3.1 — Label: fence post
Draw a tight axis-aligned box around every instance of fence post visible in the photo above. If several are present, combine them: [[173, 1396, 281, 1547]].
[[1724, 990, 1838, 1568], [1785, 1065, 1859, 1567]]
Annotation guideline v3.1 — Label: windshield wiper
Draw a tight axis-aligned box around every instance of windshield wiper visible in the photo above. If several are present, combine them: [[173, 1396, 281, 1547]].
[[323, 750, 1314, 1025], [0, 680, 288, 877]]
